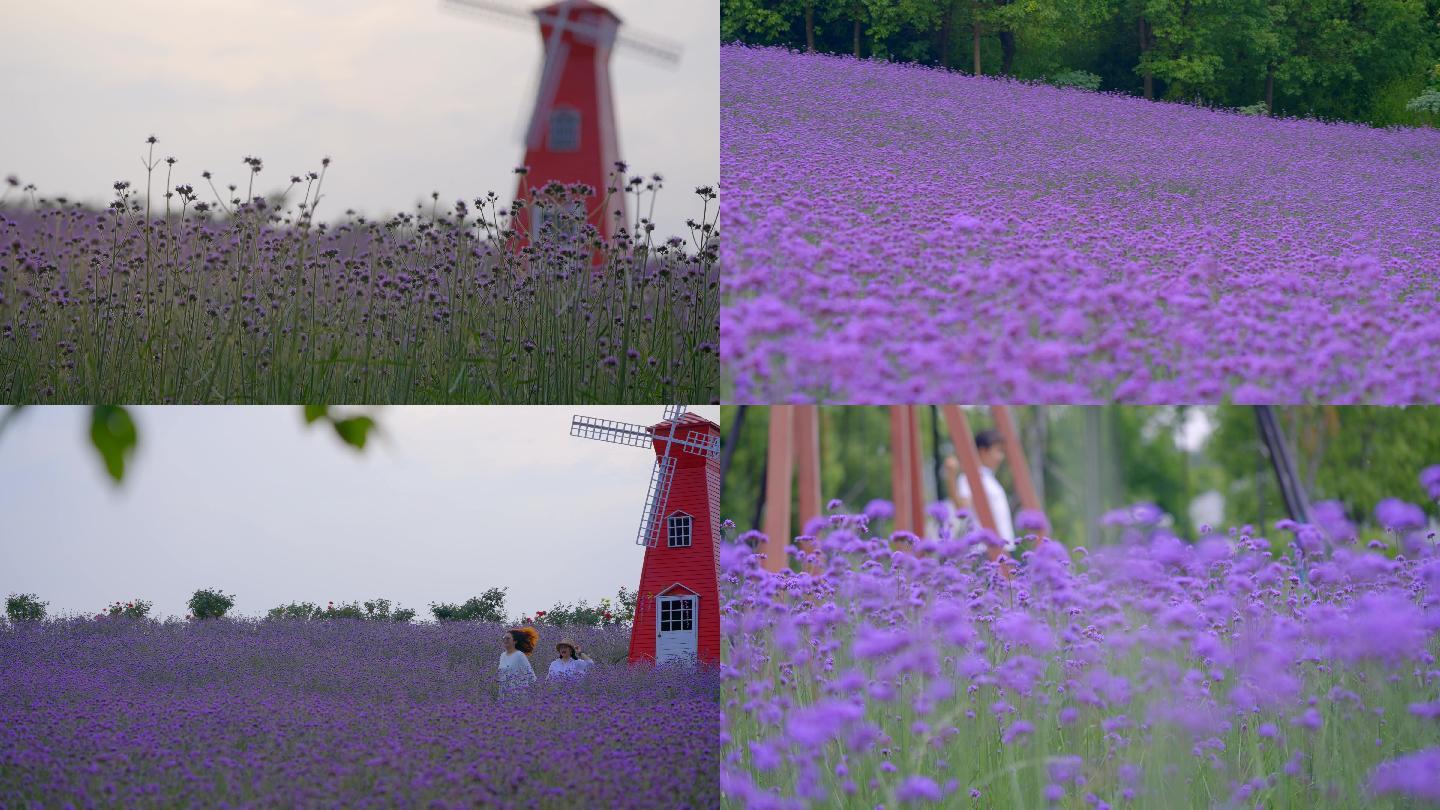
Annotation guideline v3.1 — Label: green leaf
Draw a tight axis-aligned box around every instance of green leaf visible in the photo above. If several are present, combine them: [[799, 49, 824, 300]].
[[303, 405, 328, 424], [89, 405, 138, 483], [332, 416, 375, 450]]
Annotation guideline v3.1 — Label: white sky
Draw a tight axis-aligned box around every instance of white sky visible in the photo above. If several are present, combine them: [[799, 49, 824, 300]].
[[0, 405, 719, 620], [0, 0, 717, 237]]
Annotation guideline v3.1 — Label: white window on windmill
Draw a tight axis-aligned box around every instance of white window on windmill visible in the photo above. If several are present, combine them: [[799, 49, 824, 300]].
[[659, 596, 694, 632], [667, 512, 693, 548], [548, 106, 581, 152]]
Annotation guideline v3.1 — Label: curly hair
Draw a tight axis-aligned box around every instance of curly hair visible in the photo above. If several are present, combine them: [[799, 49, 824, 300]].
[[508, 627, 539, 655]]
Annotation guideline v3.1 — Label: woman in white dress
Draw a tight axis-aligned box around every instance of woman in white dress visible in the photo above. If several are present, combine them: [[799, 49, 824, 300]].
[[498, 627, 538, 690], [547, 639, 593, 679]]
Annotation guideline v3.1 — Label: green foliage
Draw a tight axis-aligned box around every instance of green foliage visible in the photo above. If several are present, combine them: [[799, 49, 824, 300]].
[[89, 405, 137, 483], [1408, 88, 1440, 113], [266, 601, 326, 621], [1236, 101, 1270, 115], [722, 0, 804, 43], [104, 599, 152, 619], [187, 588, 235, 620], [613, 585, 637, 624], [359, 599, 416, 623], [264, 599, 413, 622], [0, 405, 376, 486], [1049, 68, 1102, 90], [535, 600, 607, 626], [302, 406, 377, 451], [430, 587, 508, 623], [5, 593, 47, 622], [1406, 64, 1440, 114], [720, 0, 1440, 127], [536, 588, 635, 627], [1211, 406, 1440, 530]]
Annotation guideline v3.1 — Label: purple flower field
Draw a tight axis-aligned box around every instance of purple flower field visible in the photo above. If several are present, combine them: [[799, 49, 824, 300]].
[[720, 486, 1440, 807], [0, 620, 718, 809], [0, 156, 719, 404], [721, 46, 1440, 404]]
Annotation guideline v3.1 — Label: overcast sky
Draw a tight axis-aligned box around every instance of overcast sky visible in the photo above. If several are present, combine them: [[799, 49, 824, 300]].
[[0, 405, 719, 620], [0, 0, 717, 236]]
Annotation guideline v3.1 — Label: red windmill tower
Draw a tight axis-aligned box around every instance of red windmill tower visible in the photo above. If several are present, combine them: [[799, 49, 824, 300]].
[[571, 406, 721, 665], [447, 0, 682, 245]]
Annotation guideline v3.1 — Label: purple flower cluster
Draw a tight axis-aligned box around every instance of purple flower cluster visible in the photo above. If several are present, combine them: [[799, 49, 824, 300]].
[[0, 619, 718, 808], [721, 491, 1440, 807], [0, 165, 718, 404], [720, 45, 1440, 404]]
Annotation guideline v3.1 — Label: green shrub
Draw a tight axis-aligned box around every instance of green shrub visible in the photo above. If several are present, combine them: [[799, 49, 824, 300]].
[[266, 602, 324, 621], [1407, 89, 1440, 115], [5, 593, 47, 622], [431, 587, 508, 622], [1049, 69, 1101, 91], [105, 599, 152, 619], [536, 600, 607, 626], [266, 598, 415, 622], [188, 588, 235, 620], [1235, 101, 1269, 116], [360, 598, 415, 623], [537, 587, 637, 626]]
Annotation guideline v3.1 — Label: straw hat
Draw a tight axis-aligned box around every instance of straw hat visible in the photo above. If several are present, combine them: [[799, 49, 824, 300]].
[[556, 639, 580, 656]]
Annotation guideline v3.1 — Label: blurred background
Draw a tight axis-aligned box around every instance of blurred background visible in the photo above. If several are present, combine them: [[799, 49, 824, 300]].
[[720, 405, 1440, 547], [0, 0, 718, 235], [721, 0, 1439, 127]]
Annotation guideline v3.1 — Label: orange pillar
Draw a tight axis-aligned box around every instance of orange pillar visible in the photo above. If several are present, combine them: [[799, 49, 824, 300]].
[[906, 405, 926, 535], [794, 405, 822, 571], [991, 406, 1041, 514], [889, 406, 914, 540], [940, 405, 1003, 562], [762, 406, 795, 573]]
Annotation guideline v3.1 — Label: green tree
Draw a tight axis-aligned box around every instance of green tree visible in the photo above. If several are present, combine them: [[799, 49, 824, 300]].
[[188, 588, 235, 620], [5, 593, 48, 622], [1210, 406, 1440, 531], [430, 587, 508, 623], [719, 0, 1440, 125]]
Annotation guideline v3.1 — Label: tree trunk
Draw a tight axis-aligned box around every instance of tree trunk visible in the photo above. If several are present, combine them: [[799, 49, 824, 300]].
[[998, 30, 1015, 75], [805, 0, 815, 52], [1265, 62, 1274, 114], [940, 4, 953, 68], [973, 12, 984, 75], [853, 17, 861, 57], [1024, 406, 1047, 508], [1139, 17, 1153, 100], [719, 405, 746, 488]]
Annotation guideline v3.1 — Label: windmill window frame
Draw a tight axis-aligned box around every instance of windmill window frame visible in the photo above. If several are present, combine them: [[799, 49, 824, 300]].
[[658, 596, 694, 632], [548, 106, 581, 152], [667, 512, 693, 548]]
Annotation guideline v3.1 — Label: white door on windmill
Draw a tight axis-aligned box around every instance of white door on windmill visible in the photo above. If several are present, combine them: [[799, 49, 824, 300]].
[[656, 595, 697, 664]]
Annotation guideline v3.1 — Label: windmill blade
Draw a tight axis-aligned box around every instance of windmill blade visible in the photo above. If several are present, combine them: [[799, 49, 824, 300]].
[[614, 29, 683, 66], [447, 0, 680, 66], [524, 0, 578, 149], [441, 0, 532, 26], [663, 404, 688, 423], [571, 416, 654, 449], [571, 415, 717, 455], [681, 430, 720, 458], [636, 455, 676, 547]]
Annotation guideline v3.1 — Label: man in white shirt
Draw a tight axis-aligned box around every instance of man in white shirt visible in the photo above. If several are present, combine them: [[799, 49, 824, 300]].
[[943, 429, 1015, 553]]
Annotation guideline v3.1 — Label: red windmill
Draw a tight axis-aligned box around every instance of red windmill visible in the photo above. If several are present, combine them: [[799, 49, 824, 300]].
[[446, 0, 683, 245], [571, 406, 721, 665]]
